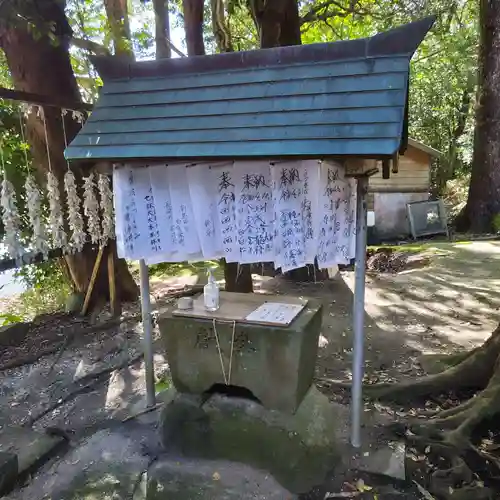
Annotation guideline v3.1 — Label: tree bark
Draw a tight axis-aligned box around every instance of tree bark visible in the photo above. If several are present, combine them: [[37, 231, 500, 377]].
[[0, 0, 138, 303], [153, 0, 172, 59], [104, 0, 134, 59], [223, 261, 253, 293], [210, 0, 233, 52], [249, 0, 302, 48], [457, 0, 500, 233], [182, 0, 205, 56], [283, 261, 328, 282], [277, 0, 301, 47]]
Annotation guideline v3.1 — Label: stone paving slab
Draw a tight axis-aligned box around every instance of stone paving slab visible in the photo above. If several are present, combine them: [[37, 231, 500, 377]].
[[0, 427, 63, 474], [6, 428, 150, 500], [5, 425, 294, 500], [356, 442, 406, 481], [0, 451, 18, 496], [143, 457, 296, 499]]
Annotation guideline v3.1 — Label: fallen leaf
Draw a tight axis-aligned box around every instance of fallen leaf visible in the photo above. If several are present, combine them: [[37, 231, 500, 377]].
[[343, 482, 357, 492], [355, 479, 373, 492]]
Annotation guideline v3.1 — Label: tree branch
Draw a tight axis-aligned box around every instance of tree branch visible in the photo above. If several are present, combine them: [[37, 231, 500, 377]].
[[0, 87, 92, 112], [300, 0, 377, 26], [71, 37, 111, 57], [164, 39, 187, 58], [413, 48, 447, 64], [300, 0, 348, 25]]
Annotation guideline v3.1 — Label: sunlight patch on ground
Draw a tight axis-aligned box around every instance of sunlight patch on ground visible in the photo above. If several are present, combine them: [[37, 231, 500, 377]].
[[451, 240, 500, 254], [342, 239, 500, 351], [72, 358, 96, 381], [104, 362, 146, 412], [318, 334, 329, 348]]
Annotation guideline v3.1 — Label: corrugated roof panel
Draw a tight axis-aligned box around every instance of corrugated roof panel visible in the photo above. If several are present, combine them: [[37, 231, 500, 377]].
[[65, 16, 435, 163]]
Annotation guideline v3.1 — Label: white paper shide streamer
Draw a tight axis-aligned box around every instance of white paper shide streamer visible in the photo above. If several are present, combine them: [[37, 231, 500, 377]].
[[98, 174, 114, 246], [83, 173, 100, 245], [25, 175, 49, 259], [1, 177, 22, 259], [64, 170, 86, 253], [47, 171, 68, 250]]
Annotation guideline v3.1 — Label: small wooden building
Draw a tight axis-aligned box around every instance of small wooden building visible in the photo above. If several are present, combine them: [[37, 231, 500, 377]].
[[368, 138, 441, 239]]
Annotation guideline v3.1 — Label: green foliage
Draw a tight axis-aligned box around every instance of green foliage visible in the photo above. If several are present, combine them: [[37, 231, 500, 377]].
[[155, 378, 172, 393], [225, 2, 258, 51], [492, 214, 500, 234], [443, 174, 470, 219], [0, 312, 23, 326], [145, 259, 222, 280], [10, 261, 72, 320]]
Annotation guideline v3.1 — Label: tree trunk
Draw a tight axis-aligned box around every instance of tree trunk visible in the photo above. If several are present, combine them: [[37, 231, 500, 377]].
[[283, 261, 328, 282], [435, 73, 475, 196], [210, 0, 233, 53], [182, 0, 205, 56], [153, 0, 172, 59], [104, 0, 134, 59], [249, 0, 328, 282], [457, 0, 500, 233], [223, 261, 253, 293], [277, 0, 301, 47], [249, 0, 302, 48], [0, 0, 138, 303]]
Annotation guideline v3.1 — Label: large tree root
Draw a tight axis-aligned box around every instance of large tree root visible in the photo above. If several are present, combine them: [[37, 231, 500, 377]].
[[366, 325, 500, 403], [362, 326, 500, 499], [385, 357, 500, 451]]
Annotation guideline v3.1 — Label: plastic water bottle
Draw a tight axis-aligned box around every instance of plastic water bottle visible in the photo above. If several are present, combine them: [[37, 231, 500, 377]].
[[204, 267, 220, 312]]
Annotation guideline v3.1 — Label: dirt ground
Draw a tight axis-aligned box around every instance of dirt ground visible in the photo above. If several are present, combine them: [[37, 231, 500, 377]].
[[1, 240, 500, 498], [318, 240, 500, 383]]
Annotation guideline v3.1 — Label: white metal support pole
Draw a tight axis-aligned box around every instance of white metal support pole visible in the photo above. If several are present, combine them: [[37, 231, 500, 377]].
[[139, 259, 156, 408], [351, 176, 368, 448]]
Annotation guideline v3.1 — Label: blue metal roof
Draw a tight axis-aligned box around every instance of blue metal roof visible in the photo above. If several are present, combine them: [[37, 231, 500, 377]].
[[65, 16, 435, 163]]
